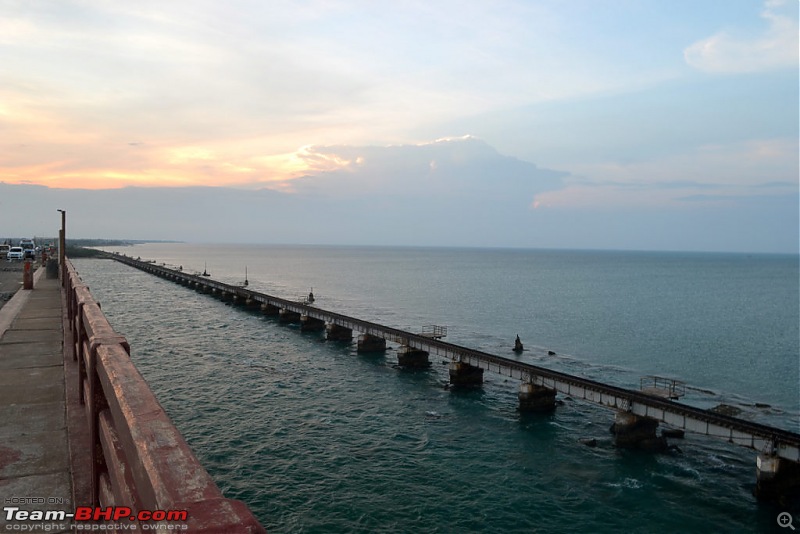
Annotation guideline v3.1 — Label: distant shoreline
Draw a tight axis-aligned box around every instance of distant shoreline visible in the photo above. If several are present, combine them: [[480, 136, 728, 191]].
[[94, 241, 800, 259]]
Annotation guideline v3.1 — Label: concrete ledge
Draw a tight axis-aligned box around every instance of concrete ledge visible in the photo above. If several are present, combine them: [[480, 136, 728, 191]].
[[0, 268, 45, 339]]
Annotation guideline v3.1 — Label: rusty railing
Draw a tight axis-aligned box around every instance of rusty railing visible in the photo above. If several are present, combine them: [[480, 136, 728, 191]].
[[64, 258, 265, 532]]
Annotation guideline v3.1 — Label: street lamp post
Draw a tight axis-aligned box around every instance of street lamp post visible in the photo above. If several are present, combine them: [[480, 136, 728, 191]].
[[57, 209, 65, 283]]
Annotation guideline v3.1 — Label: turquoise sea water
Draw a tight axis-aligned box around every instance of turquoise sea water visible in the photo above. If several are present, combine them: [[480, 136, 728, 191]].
[[74, 245, 799, 533]]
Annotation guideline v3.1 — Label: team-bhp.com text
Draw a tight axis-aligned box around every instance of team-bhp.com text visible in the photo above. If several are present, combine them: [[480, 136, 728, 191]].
[[4, 507, 188, 531]]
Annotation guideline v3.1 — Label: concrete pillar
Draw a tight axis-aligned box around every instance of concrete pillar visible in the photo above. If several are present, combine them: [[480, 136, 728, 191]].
[[300, 314, 325, 332], [261, 303, 280, 316], [611, 411, 666, 451], [397, 345, 429, 368], [279, 308, 301, 323], [58, 227, 65, 283], [326, 323, 353, 341], [518, 383, 557, 412], [357, 334, 386, 353], [755, 454, 800, 504], [449, 361, 484, 387], [22, 260, 33, 290]]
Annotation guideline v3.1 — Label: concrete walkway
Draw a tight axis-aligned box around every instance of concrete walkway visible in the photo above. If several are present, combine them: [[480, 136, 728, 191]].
[[0, 270, 72, 532]]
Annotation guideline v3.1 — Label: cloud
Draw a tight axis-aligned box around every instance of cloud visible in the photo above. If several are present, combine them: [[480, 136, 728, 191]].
[[286, 137, 568, 201], [684, 0, 799, 73], [0, 137, 572, 247], [531, 137, 798, 210], [4, 177, 796, 253]]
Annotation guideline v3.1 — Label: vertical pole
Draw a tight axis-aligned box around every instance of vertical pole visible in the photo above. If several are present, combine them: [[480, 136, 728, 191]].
[[58, 210, 66, 285]]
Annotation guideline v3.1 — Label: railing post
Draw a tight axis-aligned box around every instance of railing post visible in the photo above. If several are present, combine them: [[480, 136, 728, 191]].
[[87, 339, 106, 505], [87, 335, 129, 505]]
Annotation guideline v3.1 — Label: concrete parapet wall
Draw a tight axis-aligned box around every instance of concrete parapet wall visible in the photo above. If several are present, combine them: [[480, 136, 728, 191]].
[[64, 259, 265, 532]]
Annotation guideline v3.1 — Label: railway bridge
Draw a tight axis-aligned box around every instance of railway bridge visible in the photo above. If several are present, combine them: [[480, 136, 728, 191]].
[[106, 252, 800, 504]]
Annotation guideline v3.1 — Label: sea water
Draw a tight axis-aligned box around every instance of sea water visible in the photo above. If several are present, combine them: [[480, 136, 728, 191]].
[[73, 245, 799, 533]]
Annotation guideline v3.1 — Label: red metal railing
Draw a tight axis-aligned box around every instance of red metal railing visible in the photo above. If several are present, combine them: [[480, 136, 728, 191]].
[[64, 258, 266, 532]]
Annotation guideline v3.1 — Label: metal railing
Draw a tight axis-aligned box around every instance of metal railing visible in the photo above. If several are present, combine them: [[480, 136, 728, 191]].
[[64, 258, 265, 532], [421, 324, 447, 338], [640, 375, 686, 399]]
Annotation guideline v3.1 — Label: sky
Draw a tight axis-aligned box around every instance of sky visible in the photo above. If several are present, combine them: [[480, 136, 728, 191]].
[[1, 0, 798, 253]]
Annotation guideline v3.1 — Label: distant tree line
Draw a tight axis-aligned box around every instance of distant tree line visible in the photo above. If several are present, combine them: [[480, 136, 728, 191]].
[[65, 239, 180, 258]]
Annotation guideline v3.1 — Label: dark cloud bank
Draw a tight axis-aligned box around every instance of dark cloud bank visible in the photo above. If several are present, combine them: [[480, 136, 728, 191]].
[[1, 138, 797, 253]]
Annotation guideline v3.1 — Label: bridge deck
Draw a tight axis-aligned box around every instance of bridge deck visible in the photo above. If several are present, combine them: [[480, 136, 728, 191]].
[[108, 253, 800, 463], [0, 269, 76, 529]]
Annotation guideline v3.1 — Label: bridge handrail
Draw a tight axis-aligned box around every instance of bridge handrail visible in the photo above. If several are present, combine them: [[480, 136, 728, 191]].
[[64, 258, 265, 532]]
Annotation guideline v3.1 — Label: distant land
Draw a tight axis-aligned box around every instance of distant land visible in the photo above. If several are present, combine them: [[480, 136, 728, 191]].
[[69, 238, 183, 247], [65, 239, 184, 257]]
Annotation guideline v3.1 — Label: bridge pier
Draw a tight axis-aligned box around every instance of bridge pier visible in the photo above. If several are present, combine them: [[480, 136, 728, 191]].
[[326, 323, 353, 342], [279, 308, 301, 323], [300, 315, 325, 332], [449, 361, 483, 387], [357, 334, 386, 353], [261, 303, 280, 316], [518, 383, 557, 412], [611, 411, 667, 452], [397, 345, 429, 368], [755, 454, 800, 504]]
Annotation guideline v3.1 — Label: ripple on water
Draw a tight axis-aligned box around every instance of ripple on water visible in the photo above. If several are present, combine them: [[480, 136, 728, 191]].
[[73, 257, 790, 534]]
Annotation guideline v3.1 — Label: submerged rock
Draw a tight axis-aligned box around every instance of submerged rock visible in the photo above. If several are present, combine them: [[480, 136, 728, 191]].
[[710, 403, 742, 417]]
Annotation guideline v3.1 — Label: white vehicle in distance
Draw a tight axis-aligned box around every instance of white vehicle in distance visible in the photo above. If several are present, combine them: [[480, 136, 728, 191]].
[[19, 239, 35, 259], [7, 247, 25, 260]]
